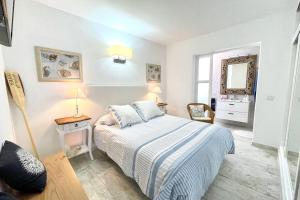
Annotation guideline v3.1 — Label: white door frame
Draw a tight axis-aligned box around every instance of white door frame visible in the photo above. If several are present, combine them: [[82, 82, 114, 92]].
[[280, 23, 300, 200]]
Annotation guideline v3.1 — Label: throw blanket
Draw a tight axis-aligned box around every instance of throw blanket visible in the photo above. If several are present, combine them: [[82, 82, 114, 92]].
[[96, 115, 235, 200]]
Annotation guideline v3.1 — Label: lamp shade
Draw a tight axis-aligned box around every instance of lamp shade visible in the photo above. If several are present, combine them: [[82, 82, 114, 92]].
[[67, 88, 86, 99], [75, 88, 86, 99], [152, 86, 162, 94], [109, 45, 133, 59]]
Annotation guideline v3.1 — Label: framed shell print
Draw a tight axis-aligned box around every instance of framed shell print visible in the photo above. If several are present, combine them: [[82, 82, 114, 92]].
[[146, 64, 161, 83], [35, 46, 83, 82]]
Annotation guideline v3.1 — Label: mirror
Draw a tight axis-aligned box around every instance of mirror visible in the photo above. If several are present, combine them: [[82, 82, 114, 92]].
[[227, 63, 248, 89], [220, 55, 257, 95]]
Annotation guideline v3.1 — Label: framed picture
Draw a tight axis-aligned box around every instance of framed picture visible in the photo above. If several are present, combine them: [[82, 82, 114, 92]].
[[35, 46, 83, 82], [146, 64, 161, 83]]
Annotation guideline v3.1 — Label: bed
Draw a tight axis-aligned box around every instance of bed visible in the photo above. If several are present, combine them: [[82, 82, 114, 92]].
[[94, 114, 235, 200]]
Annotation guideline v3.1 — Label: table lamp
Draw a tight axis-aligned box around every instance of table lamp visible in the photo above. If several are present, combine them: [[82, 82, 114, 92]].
[[72, 88, 86, 118], [152, 86, 162, 103]]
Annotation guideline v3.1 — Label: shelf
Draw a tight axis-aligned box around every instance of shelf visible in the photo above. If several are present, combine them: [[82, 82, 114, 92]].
[[66, 144, 89, 159]]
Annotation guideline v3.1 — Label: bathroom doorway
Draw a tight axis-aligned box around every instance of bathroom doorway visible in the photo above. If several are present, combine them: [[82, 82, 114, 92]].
[[195, 44, 261, 139]]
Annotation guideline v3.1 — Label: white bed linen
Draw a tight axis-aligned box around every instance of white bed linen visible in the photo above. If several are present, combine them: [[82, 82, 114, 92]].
[[94, 114, 234, 199], [94, 115, 190, 176]]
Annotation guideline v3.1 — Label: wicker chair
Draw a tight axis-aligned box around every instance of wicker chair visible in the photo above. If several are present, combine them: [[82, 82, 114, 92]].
[[187, 103, 215, 124]]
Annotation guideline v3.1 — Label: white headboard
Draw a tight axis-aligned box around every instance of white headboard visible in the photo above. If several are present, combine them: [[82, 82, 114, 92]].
[[84, 85, 151, 123]]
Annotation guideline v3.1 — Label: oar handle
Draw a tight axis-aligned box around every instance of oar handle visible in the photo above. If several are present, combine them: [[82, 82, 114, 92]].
[[20, 108, 39, 159], [5, 71, 40, 159]]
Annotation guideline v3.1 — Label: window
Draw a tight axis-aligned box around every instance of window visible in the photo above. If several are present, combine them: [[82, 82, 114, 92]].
[[195, 55, 212, 105]]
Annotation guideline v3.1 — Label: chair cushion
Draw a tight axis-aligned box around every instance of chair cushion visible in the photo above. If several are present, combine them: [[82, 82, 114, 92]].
[[0, 141, 47, 193], [190, 105, 205, 118], [192, 117, 211, 121]]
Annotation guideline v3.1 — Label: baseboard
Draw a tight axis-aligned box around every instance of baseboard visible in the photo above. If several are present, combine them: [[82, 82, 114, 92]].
[[252, 142, 278, 151], [278, 146, 293, 200]]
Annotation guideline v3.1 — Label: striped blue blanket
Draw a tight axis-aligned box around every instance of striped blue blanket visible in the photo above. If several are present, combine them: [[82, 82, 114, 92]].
[[95, 115, 235, 200]]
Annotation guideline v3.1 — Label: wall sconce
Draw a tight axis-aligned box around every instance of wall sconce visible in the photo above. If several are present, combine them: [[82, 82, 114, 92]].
[[109, 45, 133, 64]]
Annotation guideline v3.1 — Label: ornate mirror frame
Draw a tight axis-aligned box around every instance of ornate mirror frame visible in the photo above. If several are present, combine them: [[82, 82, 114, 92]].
[[220, 55, 257, 95]]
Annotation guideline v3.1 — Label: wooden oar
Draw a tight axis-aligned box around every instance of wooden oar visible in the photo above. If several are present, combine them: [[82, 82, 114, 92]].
[[5, 71, 39, 159]]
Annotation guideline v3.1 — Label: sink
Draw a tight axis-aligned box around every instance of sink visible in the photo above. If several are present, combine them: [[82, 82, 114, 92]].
[[220, 99, 250, 103]]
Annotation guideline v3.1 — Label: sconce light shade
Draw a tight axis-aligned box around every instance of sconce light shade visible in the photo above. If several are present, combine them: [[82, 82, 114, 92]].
[[109, 45, 133, 64]]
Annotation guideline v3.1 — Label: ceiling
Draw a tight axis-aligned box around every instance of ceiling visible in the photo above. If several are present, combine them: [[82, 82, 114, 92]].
[[33, 0, 297, 45]]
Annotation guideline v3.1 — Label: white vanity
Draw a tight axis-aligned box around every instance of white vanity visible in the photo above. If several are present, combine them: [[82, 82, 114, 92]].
[[216, 99, 250, 123], [216, 55, 257, 124]]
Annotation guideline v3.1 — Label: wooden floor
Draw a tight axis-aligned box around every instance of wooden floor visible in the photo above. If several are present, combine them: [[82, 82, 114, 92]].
[[70, 130, 281, 200]]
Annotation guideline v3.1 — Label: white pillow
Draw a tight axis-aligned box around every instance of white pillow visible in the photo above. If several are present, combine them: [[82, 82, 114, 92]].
[[95, 113, 116, 126], [108, 105, 143, 128], [132, 100, 164, 121]]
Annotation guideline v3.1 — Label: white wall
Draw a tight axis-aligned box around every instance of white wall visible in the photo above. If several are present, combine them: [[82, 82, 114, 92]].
[[2, 0, 166, 156], [166, 10, 295, 148], [0, 47, 15, 145]]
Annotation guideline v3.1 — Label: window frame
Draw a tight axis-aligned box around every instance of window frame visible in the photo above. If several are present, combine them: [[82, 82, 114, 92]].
[[194, 54, 213, 105]]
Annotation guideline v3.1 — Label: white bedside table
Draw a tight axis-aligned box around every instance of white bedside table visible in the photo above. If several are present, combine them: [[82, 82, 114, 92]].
[[55, 115, 94, 160]]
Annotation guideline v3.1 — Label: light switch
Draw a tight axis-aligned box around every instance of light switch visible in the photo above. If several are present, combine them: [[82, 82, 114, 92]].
[[266, 96, 275, 101]]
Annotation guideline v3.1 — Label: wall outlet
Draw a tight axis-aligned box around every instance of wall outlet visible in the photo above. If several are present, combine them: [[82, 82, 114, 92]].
[[266, 96, 275, 101]]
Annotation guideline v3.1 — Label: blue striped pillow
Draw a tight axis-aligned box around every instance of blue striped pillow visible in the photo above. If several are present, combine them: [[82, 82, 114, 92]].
[[108, 105, 143, 128], [132, 100, 164, 121]]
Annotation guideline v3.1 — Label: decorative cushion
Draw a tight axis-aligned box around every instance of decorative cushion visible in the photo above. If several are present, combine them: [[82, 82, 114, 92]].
[[190, 105, 205, 118], [0, 192, 17, 200], [96, 113, 116, 126], [108, 105, 143, 128], [193, 117, 211, 121], [204, 110, 210, 117], [132, 100, 164, 121], [0, 141, 47, 193]]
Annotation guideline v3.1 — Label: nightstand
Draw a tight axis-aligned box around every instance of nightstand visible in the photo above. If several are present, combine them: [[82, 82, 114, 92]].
[[157, 102, 168, 114], [55, 115, 94, 160]]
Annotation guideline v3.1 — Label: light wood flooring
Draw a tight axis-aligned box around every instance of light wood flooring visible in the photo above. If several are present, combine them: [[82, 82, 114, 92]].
[[70, 130, 280, 200], [287, 152, 298, 186]]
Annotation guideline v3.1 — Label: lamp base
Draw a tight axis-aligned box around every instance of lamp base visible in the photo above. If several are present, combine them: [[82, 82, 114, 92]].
[[73, 113, 83, 118]]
